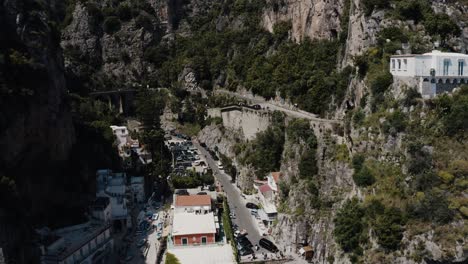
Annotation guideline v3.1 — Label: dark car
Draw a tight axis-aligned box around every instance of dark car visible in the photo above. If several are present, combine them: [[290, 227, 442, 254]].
[[246, 203, 259, 209], [252, 104, 261, 109], [239, 246, 254, 256], [176, 189, 189, 195], [259, 238, 278, 253], [236, 236, 253, 248]]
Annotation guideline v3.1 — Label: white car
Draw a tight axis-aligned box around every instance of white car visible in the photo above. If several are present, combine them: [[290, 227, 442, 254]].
[[152, 213, 159, 221]]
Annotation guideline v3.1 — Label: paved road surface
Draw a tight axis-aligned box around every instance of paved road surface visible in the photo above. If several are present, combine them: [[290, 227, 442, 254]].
[[215, 89, 342, 124], [193, 140, 266, 255]]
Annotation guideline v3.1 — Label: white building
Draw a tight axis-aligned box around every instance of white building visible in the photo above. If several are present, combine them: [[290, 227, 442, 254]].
[[130, 176, 145, 203], [390, 50, 468, 98], [38, 221, 113, 264], [96, 170, 130, 228], [90, 197, 111, 223]]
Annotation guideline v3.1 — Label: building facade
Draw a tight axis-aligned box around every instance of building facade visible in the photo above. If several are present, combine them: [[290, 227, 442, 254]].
[[39, 222, 113, 264], [171, 212, 217, 246], [390, 50, 468, 98]]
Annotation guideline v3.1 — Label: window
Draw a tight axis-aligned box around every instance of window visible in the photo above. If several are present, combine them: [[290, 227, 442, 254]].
[[391, 59, 395, 70], [201, 236, 207, 244], [443, 59, 450, 76], [403, 59, 407, 71], [458, 60, 464, 76], [181, 237, 188, 245], [397, 59, 401, 70]]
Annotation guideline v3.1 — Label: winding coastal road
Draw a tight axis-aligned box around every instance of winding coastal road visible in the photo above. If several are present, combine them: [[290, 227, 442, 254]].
[[215, 89, 342, 124]]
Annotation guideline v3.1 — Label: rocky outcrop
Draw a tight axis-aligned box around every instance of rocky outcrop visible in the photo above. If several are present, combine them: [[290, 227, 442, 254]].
[[61, 1, 163, 90], [262, 0, 345, 42]]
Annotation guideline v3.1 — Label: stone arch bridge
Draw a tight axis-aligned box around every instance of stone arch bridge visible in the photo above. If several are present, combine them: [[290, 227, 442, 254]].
[[89, 89, 137, 115]]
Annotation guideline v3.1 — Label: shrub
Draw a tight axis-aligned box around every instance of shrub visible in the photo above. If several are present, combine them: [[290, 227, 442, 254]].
[[402, 87, 421, 107], [370, 71, 393, 97], [299, 150, 318, 179], [442, 86, 468, 135], [286, 118, 311, 142], [395, 0, 428, 23], [334, 198, 366, 254], [449, 160, 468, 178], [103, 16, 121, 34], [352, 109, 365, 126], [242, 126, 285, 178], [423, 13, 461, 41], [353, 166, 375, 187], [117, 3, 133, 21], [362, 0, 391, 16], [352, 154, 365, 171], [409, 191, 454, 224], [273, 21, 291, 40], [165, 253, 181, 264], [437, 170, 454, 184], [135, 13, 153, 31], [353, 54, 369, 78], [382, 110, 407, 135], [86, 2, 103, 23], [373, 207, 406, 251]]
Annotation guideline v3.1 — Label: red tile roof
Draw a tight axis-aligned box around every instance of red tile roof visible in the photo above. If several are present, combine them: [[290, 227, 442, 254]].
[[259, 184, 273, 193], [175, 195, 211, 207], [271, 172, 282, 184]]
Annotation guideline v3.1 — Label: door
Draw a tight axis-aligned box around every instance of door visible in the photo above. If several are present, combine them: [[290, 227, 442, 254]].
[[201, 237, 207, 244]]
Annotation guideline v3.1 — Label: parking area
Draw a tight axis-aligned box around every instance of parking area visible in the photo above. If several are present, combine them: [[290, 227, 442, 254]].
[[166, 134, 208, 176], [118, 201, 168, 264]]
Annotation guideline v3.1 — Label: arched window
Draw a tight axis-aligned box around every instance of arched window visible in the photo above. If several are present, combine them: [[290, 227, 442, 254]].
[[461, 79, 466, 84], [446, 79, 451, 84], [438, 79, 443, 84], [453, 79, 458, 84], [423, 78, 429, 82]]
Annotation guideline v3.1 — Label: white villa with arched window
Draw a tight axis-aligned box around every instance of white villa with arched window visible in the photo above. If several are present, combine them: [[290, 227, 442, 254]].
[[390, 50, 468, 98]]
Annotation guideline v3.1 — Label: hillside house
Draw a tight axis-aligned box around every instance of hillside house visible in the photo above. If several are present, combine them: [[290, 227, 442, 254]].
[[390, 50, 468, 98]]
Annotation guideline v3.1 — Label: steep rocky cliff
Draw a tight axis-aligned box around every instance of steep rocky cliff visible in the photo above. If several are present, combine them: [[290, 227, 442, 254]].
[[0, 0, 77, 261]]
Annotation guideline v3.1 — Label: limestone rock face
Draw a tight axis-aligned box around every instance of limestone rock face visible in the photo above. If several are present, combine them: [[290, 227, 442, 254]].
[[262, 0, 345, 42]]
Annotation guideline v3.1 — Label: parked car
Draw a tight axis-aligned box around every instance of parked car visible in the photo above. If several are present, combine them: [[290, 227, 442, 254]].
[[236, 236, 253, 248], [239, 246, 254, 256], [234, 229, 247, 238], [246, 203, 259, 209], [259, 238, 278, 253], [176, 189, 189, 195], [152, 213, 159, 221], [250, 210, 258, 216], [252, 104, 261, 109]]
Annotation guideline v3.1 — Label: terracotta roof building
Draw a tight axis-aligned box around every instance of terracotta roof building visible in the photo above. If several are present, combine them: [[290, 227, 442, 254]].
[[174, 195, 212, 213]]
